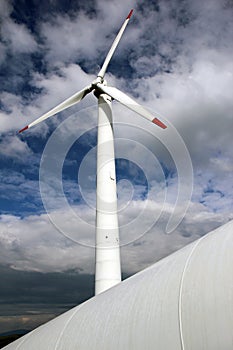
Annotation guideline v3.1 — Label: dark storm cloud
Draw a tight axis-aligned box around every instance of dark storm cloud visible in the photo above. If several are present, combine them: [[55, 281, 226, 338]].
[[0, 265, 93, 308], [0, 265, 93, 332]]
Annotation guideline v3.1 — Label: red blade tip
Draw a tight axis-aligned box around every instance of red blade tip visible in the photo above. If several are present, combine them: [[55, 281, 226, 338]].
[[19, 125, 29, 133], [152, 118, 167, 129], [127, 9, 133, 19]]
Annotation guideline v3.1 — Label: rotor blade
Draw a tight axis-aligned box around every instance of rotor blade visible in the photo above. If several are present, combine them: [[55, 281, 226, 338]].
[[96, 84, 167, 129], [19, 85, 93, 133], [97, 9, 133, 79]]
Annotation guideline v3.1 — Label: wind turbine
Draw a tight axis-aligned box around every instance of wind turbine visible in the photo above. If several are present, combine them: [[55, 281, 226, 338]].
[[19, 9, 167, 295]]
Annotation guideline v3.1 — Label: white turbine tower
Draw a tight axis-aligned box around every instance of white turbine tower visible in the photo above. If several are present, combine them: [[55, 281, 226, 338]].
[[19, 9, 167, 295]]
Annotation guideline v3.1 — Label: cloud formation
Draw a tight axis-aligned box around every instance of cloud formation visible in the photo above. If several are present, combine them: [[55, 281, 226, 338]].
[[0, 0, 233, 333], [0, 0, 232, 259]]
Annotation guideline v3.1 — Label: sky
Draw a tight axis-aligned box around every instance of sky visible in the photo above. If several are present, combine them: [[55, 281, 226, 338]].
[[0, 0, 233, 334]]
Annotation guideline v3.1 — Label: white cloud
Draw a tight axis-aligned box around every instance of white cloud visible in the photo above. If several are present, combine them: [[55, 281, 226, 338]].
[[210, 157, 233, 173], [0, 212, 94, 274], [0, 197, 231, 275], [32, 64, 95, 109], [1, 19, 37, 53], [0, 0, 12, 19], [0, 63, 96, 133], [0, 135, 31, 159], [39, 0, 137, 66], [130, 42, 233, 179], [0, 42, 7, 64], [0, 0, 233, 279], [0, 0, 37, 54]]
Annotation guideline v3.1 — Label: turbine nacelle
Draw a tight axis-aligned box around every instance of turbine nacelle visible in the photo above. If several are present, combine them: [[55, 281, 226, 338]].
[[91, 76, 105, 86]]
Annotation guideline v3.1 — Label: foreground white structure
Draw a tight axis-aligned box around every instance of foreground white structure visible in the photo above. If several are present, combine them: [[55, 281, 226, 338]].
[[4, 220, 233, 349]]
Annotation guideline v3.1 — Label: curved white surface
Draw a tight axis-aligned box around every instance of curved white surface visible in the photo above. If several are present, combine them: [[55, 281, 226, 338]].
[[95, 95, 121, 295], [4, 220, 233, 349]]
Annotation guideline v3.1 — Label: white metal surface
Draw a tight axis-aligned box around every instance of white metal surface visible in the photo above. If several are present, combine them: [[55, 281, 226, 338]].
[[29, 85, 92, 128], [4, 220, 233, 349], [19, 85, 92, 133], [96, 83, 167, 128], [97, 9, 133, 79], [95, 94, 121, 295]]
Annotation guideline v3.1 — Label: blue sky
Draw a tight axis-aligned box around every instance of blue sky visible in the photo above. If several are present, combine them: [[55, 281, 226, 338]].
[[0, 0, 233, 333]]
